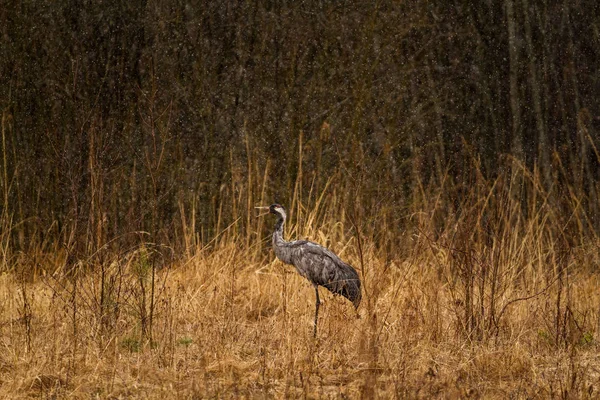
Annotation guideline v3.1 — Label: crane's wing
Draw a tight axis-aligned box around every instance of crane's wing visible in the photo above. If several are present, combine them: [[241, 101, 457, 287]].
[[287, 240, 362, 308]]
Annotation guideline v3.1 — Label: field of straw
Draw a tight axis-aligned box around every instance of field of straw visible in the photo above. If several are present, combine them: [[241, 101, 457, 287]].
[[1, 164, 600, 399], [2, 1, 598, 397]]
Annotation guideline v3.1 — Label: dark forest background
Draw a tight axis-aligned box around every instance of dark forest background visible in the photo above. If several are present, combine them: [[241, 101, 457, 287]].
[[1, 1, 599, 262]]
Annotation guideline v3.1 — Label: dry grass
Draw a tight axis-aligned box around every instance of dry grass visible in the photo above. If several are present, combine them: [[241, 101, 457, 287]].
[[1, 231, 600, 398], [1, 158, 600, 399]]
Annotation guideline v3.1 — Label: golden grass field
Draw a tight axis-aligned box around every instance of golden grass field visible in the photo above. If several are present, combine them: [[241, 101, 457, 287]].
[[1, 168, 600, 399]]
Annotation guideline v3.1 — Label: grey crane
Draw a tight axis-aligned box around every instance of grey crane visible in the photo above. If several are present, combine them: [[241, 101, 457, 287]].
[[256, 204, 361, 337]]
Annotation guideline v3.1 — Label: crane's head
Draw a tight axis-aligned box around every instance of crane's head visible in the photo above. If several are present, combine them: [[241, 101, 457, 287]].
[[269, 204, 286, 219], [255, 204, 286, 220]]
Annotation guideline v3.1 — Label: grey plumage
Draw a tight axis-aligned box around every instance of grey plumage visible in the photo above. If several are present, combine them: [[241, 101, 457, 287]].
[[258, 204, 361, 336]]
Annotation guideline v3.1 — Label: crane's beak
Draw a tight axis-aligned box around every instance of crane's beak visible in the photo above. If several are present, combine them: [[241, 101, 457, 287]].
[[254, 206, 270, 218]]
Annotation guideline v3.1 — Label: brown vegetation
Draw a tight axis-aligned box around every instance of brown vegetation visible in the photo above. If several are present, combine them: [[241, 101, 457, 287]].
[[1, 1, 599, 398], [1, 159, 600, 398]]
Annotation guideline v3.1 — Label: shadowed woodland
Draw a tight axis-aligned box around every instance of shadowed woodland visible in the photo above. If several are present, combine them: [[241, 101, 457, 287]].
[[1, 1, 600, 398]]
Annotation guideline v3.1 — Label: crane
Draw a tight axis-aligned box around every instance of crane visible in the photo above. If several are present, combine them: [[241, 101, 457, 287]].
[[256, 204, 361, 337]]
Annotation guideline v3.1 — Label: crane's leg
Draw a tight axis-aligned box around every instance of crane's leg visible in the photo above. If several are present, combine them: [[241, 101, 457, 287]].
[[313, 286, 321, 338]]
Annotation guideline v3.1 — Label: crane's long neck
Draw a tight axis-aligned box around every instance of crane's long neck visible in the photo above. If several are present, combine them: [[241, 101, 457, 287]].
[[272, 214, 293, 264], [273, 215, 286, 245]]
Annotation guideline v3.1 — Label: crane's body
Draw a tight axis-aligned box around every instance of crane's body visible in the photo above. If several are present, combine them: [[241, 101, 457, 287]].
[[258, 204, 361, 336]]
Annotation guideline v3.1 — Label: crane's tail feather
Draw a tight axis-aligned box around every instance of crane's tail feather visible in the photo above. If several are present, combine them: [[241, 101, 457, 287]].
[[323, 276, 362, 309]]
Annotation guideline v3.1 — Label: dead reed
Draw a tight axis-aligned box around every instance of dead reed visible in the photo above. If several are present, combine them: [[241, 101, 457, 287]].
[[0, 148, 599, 399]]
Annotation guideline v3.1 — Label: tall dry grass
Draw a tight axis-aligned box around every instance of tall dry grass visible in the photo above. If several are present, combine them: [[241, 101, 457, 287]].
[[0, 150, 599, 399]]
